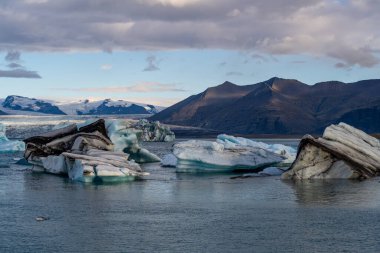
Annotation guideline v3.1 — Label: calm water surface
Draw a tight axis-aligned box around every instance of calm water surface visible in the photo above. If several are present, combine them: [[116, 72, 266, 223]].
[[1, 141, 380, 252]]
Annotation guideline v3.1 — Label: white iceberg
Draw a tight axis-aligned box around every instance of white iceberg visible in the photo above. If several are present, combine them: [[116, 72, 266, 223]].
[[258, 167, 285, 176], [0, 123, 25, 153], [217, 134, 296, 164], [173, 140, 284, 172], [63, 151, 147, 183]]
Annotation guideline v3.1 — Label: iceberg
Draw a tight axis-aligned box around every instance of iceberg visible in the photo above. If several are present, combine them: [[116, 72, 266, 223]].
[[282, 123, 380, 180], [258, 167, 285, 176], [55, 119, 163, 163], [106, 119, 161, 163], [173, 140, 284, 172], [23, 119, 149, 182], [0, 123, 25, 153], [133, 119, 175, 142], [217, 134, 296, 164]]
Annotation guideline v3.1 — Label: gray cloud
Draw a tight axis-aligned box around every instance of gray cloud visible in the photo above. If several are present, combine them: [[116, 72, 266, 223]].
[[0, 69, 41, 78], [143, 55, 160, 71], [1, 50, 41, 78], [6, 62, 23, 68], [0, 0, 380, 67], [5, 50, 21, 62]]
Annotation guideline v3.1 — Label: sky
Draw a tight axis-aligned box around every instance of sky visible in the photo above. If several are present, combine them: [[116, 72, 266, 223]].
[[0, 0, 379, 106]]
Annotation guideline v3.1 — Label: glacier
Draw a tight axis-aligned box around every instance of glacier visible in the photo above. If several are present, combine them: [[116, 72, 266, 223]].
[[0, 123, 25, 153]]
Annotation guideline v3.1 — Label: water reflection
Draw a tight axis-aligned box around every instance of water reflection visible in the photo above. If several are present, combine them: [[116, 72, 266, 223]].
[[284, 179, 380, 208]]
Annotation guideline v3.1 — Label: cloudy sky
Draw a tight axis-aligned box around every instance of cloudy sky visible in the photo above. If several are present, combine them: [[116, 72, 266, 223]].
[[0, 0, 379, 106]]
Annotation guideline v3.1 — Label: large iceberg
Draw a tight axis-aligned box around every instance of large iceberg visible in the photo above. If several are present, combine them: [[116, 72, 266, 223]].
[[24, 119, 149, 183], [282, 123, 380, 180], [217, 134, 296, 164], [162, 134, 295, 172], [53, 119, 165, 163], [0, 123, 25, 153], [173, 140, 284, 172]]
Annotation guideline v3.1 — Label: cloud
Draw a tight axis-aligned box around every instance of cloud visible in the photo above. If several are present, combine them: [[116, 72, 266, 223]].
[[5, 51, 21, 62], [1, 0, 380, 67], [143, 55, 160, 71], [7, 62, 24, 68], [1, 50, 41, 78], [54, 82, 186, 93], [226, 71, 243, 76], [0, 69, 41, 78], [100, 64, 112, 70]]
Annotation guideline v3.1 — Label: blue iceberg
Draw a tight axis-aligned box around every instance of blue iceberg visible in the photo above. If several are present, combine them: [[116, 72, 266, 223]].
[[0, 123, 25, 153]]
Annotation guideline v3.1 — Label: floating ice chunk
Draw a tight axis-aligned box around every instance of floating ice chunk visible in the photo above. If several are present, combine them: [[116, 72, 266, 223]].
[[173, 140, 283, 172], [161, 154, 178, 167], [217, 134, 296, 164], [0, 123, 25, 153], [258, 167, 284, 176]]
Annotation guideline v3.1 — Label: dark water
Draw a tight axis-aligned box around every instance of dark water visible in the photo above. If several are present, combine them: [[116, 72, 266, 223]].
[[1, 143, 380, 252]]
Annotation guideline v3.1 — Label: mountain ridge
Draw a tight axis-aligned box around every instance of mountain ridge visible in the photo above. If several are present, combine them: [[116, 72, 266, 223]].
[[0, 95, 164, 116], [150, 77, 380, 134]]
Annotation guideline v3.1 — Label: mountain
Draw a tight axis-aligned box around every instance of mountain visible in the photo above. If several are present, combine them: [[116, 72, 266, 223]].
[[1, 95, 65, 115], [150, 77, 380, 134], [57, 99, 163, 115], [0, 96, 164, 116]]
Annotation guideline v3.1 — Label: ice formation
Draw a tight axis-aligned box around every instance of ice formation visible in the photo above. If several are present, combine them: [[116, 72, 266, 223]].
[[52, 118, 174, 163], [173, 140, 284, 172], [0, 123, 25, 153], [24, 119, 149, 183], [282, 123, 380, 180], [217, 134, 296, 164], [133, 119, 175, 142], [106, 119, 161, 163], [258, 167, 285, 176]]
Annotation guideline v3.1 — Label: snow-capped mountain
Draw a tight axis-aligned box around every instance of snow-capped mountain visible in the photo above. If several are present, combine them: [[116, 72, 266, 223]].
[[0, 95, 165, 115], [1, 95, 66, 115], [57, 99, 164, 115]]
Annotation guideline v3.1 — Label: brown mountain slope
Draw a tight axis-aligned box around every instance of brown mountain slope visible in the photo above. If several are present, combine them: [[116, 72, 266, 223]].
[[150, 77, 380, 134]]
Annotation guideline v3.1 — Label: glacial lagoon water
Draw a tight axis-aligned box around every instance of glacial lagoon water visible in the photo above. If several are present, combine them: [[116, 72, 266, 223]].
[[2, 139, 380, 253], [1, 116, 380, 252]]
